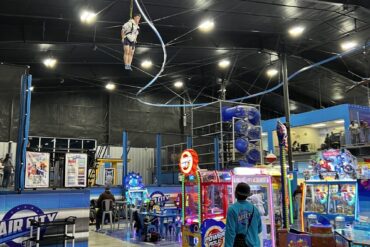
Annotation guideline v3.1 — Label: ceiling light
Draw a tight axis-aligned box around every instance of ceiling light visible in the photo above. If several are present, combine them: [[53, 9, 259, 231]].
[[199, 20, 214, 32], [174, 81, 184, 88], [141, 59, 152, 69], [266, 68, 278, 77], [288, 26, 305, 37], [80, 10, 97, 24], [218, 59, 230, 69], [30, 86, 34, 92], [311, 123, 326, 128], [105, 82, 116, 90], [341, 41, 358, 51], [335, 120, 345, 124], [43, 58, 57, 68]]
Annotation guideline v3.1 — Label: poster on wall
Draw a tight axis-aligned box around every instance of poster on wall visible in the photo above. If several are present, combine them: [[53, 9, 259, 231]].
[[104, 168, 115, 185], [25, 152, 50, 188], [65, 153, 88, 187]]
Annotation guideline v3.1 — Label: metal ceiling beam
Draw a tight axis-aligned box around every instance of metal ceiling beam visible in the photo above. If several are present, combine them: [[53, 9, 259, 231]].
[[299, 0, 370, 8]]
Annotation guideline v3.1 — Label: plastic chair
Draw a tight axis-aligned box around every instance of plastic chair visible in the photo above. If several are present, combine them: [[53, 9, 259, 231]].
[[101, 199, 113, 231]]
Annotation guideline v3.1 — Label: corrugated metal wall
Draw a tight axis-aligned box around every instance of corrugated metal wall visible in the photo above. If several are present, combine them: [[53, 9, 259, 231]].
[[0, 142, 17, 163], [96, 146, 155, 185]]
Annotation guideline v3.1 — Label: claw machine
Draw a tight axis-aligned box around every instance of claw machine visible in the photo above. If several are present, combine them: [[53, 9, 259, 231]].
[[301, 149, 357, 230], [232, 167, 276, 247], [180, 149, 232, 247]]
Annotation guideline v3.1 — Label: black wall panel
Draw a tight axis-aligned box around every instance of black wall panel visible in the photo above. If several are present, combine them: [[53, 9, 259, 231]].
[[0, 91, 187, 147]]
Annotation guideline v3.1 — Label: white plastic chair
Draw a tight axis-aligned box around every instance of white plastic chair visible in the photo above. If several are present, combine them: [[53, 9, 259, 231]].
[[101, 199, 113, 230]]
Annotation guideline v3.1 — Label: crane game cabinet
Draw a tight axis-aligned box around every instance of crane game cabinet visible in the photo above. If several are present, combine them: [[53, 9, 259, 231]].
[[232, 167, 276, 247], [179, 149, 232, 247], [301, 149, 357, 230]]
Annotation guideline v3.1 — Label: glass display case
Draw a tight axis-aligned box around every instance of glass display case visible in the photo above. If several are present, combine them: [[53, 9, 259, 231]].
[[232, 169, 276, 247], [302, 180, 356, 229], [182, 170, 232, 247]]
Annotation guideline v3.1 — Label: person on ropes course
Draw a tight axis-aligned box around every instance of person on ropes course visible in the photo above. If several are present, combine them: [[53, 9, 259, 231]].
[[121, 13, 141, 70]]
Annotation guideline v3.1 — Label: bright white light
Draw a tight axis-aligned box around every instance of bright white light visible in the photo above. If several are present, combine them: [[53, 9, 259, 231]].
[[262, 132, 267, 136], [288, 26, 305, 37], [174, 81, 184, 88], [233, 167, 263, 175], [218, 59, 230, 68], [141, 60, 152, 69], [311, 123, 326, 128], [105, 83, 116, 90], [341, 41, 358, 51], [43, 58, 57, 68], [199, 20, 214, 32], [335, 120, 345, 124], [80, 10, 97, 24], [30, 86, 34, 92], [266, 68, 278, 77]]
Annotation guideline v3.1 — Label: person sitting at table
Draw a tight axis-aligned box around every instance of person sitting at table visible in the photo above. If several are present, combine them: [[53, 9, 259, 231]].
[[147, 199, 160, 212], [95, 185, 115, 232]]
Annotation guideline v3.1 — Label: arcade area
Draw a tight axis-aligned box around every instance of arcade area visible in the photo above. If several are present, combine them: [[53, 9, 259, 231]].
[[1, 1, 370, 247]]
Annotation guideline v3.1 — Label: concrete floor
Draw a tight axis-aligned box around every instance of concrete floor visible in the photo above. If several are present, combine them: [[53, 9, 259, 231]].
[[89, 230, 141, 247], [89, 222, 181, 247]]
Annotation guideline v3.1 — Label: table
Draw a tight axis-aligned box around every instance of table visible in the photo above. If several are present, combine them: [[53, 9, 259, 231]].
[[335, 229, 370, 247], [139, 211, 181, 239], [114, 200, 128, 220]]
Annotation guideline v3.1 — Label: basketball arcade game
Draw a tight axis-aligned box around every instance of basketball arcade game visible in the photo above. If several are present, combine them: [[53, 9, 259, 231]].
[[180, 149, 232, 247], [232, 167, 276, 247]]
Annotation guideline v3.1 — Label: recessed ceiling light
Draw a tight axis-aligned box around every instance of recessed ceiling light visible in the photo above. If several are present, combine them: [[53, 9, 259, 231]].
[[218, 59, 230, 68], [141, 59, 152, 69], [288, 26, 305, 37], [341, 41, 358, 51], [30, 86, 34, 92], [43, 58, 57, 68], [335, 120, 345, 124], [266, 68, 278, 77], [105, 82, 116, 90], [80, 10, 97, 24], [311, 123, 326, 128], [174, 81, 184, 88], [199, 20, 214, 32]]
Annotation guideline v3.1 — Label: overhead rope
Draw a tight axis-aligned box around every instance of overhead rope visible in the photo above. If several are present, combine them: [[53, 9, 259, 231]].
[[130, 0, 133, 19], [136, 41, 370, 107], [134, 0, 167, 96]]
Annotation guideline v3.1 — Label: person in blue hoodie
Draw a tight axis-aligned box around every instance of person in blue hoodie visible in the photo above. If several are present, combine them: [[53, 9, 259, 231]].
[[225, 182, 262, 247]]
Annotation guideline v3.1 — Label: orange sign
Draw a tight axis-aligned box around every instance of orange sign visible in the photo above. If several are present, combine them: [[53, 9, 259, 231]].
[[179, 149, 199, 175]]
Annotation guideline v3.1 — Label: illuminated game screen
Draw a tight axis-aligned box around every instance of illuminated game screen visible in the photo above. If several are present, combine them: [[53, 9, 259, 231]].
[[328, 184, 356, 216], [305, 184, 328, 214]]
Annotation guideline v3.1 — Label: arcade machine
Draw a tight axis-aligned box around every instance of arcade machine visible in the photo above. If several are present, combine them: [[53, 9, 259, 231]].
[[301, 149, 357, 230], [232, 167, 276, 247], [180, 149, 232, 247], [255, 164, 283, 227], [124, 172, 149, 206]]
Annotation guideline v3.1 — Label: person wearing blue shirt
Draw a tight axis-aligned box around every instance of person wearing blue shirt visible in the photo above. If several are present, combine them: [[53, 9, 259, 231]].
[[225, 183, 262, 247]]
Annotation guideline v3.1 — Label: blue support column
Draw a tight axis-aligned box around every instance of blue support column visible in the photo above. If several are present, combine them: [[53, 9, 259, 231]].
[[186, 136, 192, 148], [15, 73, 32, 191], [122, 131, 128, 188], [156, 134, 162, 186], [214, 137, 220, 170]]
